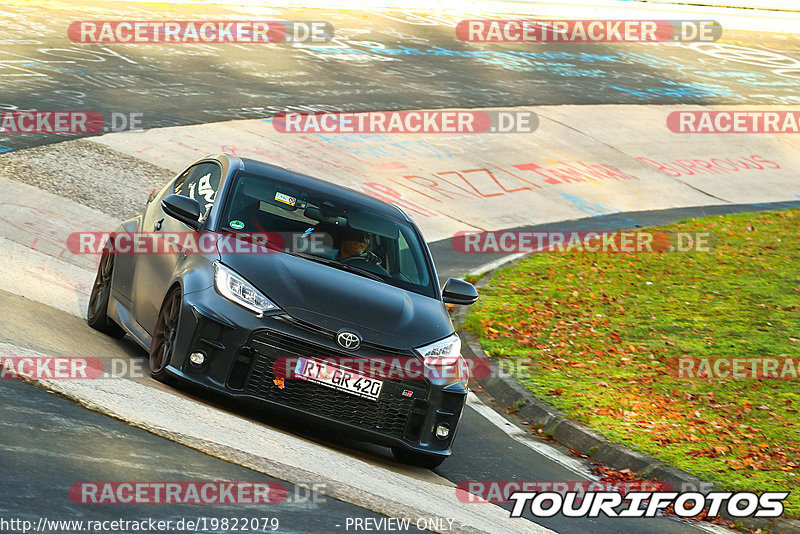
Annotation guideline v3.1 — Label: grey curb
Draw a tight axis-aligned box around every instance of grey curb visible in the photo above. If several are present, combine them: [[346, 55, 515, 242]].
[[459, 329, 800, 534]]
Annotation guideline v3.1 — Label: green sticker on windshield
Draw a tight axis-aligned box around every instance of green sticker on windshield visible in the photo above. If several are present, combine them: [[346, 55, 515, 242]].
[[229, 220, 244, 230]]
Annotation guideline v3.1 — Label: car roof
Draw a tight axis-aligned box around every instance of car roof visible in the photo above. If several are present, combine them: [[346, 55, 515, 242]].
[[235, 156, 409, 221]]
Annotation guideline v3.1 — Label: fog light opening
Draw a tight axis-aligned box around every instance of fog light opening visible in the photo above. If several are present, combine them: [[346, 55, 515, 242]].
[[189, 351, 206, 367], [435, 423, 450, 440]]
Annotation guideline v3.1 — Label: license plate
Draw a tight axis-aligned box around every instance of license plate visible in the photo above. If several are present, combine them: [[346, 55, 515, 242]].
[[294, 357, 383, 401]]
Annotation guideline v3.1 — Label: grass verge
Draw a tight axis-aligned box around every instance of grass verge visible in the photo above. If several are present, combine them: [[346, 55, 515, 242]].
[[464, 209, 800, 517]]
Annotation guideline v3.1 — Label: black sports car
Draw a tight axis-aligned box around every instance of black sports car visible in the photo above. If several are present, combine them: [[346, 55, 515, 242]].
[[87, 153, 478, 467]]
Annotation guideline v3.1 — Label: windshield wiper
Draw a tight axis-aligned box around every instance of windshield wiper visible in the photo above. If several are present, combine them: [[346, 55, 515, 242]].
[[287, 251, 384, 282]]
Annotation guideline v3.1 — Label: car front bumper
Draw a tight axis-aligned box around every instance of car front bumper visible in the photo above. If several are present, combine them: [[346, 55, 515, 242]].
[[166, 285, 467, 457]]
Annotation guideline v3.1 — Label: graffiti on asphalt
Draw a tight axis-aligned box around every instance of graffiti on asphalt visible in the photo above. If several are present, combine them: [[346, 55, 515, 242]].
[[637, 154, 780, 177]]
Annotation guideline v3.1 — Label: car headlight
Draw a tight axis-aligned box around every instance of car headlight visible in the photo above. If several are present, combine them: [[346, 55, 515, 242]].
[[459, 356, 471, 382], [415, 333, 462, 367], [213, 261, 279, 316]]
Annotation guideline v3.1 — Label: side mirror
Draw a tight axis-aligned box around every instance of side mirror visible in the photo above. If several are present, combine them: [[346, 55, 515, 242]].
[[162, 194, 202, 229], [442, 278, 478, 306]]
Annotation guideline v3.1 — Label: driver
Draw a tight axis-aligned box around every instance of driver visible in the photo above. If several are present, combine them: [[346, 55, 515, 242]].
[[336, 229, 370, 260]]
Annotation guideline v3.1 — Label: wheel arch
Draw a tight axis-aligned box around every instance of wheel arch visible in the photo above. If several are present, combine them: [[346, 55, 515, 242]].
[[108, 216, 142, 300]]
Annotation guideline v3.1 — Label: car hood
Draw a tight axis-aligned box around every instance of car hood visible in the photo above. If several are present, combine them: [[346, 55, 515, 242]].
[[217, 249, 453, 349]]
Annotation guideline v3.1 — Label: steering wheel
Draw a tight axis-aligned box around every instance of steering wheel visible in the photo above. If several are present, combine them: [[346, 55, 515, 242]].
[[341, 251, 382, 266], [341, 252, 390, 276]]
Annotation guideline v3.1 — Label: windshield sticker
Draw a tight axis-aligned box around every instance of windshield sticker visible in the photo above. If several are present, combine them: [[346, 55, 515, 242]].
[[274, 192, 297, 207], [229, 220, 245, 230]]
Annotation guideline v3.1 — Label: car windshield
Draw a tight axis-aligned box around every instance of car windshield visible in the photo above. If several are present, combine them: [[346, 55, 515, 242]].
[[220, 171, 435, 297]]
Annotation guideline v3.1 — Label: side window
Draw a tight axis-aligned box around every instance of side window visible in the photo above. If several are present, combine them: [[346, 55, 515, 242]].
[[174, 163, 222, 216]]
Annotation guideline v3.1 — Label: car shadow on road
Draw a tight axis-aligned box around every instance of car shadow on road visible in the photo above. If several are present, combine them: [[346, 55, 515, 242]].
[[149, 365, 446, 479]]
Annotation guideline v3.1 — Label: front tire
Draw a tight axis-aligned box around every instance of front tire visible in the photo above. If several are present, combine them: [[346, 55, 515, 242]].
[[149, 287, 182, 383], [87, 245, 125, 338], [391, 446, 447, 469]]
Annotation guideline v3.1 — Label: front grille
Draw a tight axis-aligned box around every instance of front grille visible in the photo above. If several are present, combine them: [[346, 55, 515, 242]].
[[272, 315, 412, 357], [244, 329, 429, 440]]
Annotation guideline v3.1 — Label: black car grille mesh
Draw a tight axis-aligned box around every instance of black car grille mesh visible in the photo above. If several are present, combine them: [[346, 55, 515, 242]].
[[245, 329, 429, 440]]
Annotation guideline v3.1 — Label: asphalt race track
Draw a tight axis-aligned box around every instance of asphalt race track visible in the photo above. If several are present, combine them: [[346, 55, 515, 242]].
[[1, 1, 800, 151], [1, 1, 800, 533]]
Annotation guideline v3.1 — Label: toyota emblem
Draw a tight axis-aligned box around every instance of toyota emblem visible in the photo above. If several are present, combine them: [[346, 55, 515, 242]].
[[337, 331, 361, 350]]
